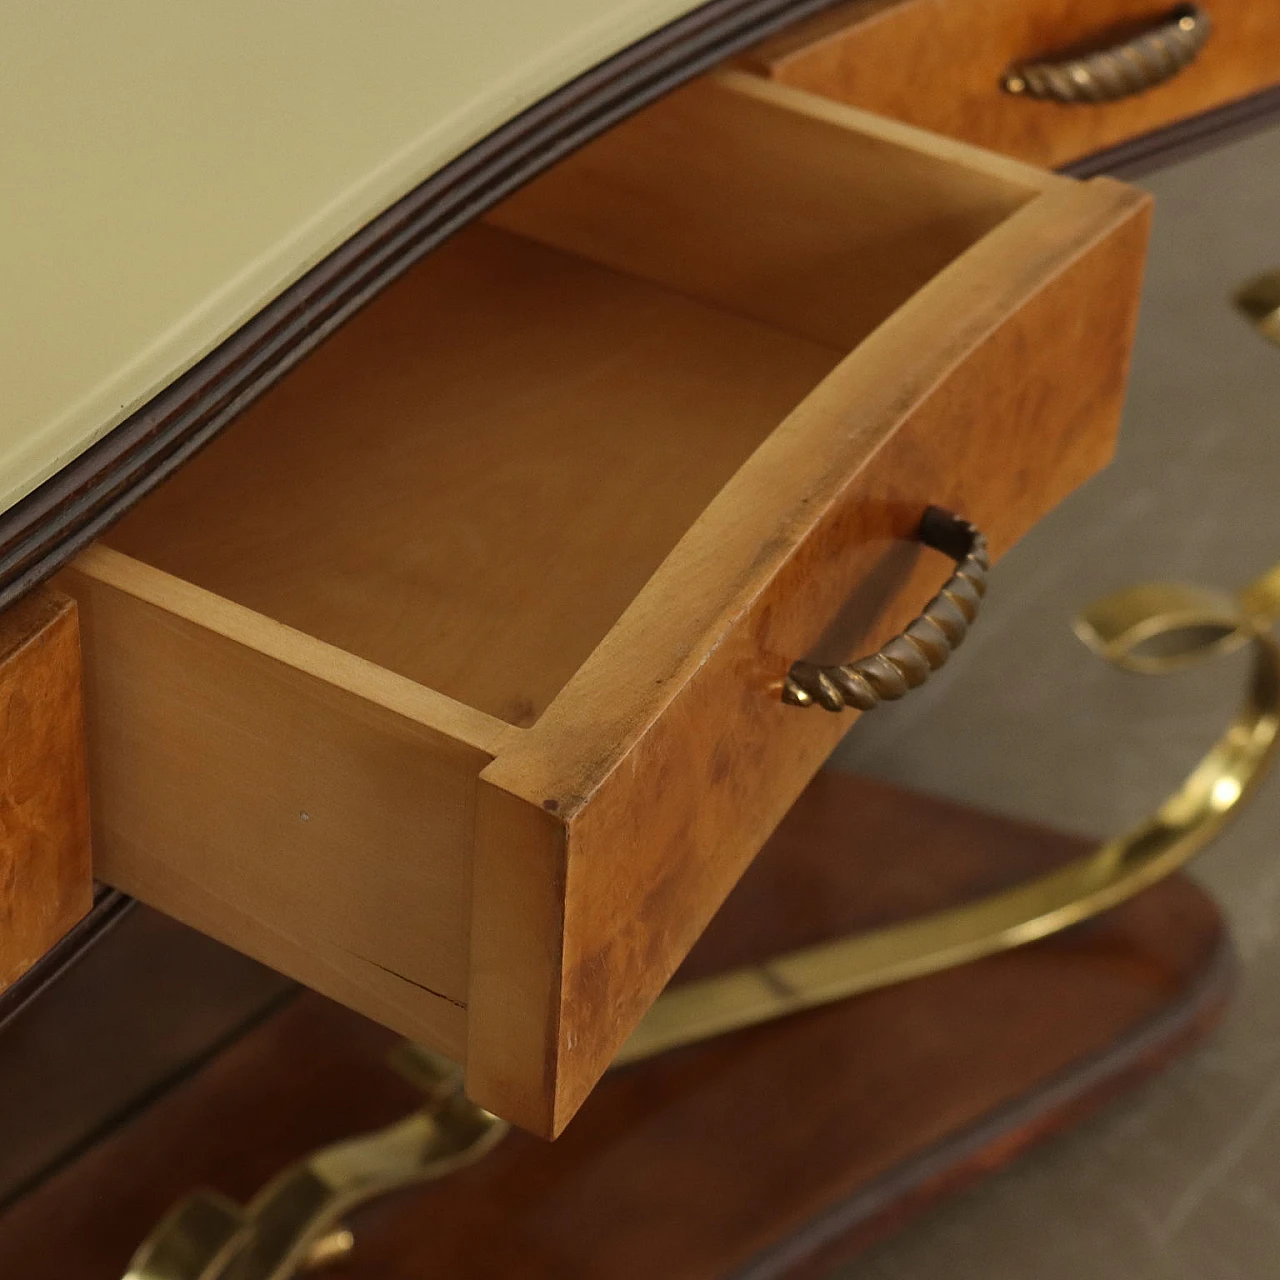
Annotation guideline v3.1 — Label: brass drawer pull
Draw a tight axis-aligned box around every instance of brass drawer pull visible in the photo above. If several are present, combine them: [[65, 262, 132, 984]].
[[626, 568, 1280, 1064], [1003, 4, 1211, 104], [783, 506, 988, 712]]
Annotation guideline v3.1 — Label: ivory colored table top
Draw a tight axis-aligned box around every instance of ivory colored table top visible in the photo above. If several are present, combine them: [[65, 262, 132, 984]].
[[2, 0, 699, 515]]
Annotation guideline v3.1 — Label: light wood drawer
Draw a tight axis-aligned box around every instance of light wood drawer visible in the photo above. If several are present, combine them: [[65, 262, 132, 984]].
[[57, 72, 1149, 1137], [745, 0, 1280, 170]]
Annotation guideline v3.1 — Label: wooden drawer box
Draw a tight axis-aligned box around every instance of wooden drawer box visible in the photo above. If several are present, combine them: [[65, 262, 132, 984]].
[[57, 72, 1148, 1137], [746, 0, 1280, 170]]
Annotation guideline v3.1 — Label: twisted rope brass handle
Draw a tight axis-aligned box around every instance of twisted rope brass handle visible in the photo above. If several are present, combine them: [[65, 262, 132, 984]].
[[624, 571, 1280, 1064], [1003, 4, 1211, 104], [783, 506, 989, 712], [124, 566, 1280, 1276]]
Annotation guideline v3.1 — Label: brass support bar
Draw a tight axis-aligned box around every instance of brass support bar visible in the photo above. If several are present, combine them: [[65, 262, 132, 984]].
[[125, 559, 1280, 1277], [121, 1047, 507, 1280], [622, 564, 1280, 1062]]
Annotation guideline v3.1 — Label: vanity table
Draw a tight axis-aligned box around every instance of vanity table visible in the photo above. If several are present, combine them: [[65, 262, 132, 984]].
[[3, 1, 1279, 1274]]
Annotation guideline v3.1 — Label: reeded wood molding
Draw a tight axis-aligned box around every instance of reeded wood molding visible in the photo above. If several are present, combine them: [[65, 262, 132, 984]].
[[0, 0, 844, 618]]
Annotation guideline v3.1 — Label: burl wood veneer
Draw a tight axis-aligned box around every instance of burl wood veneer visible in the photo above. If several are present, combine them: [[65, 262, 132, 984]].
[[746, 0, 1280, 170], [0, 589, 91, 994], [0, 774, 1229, 1278]]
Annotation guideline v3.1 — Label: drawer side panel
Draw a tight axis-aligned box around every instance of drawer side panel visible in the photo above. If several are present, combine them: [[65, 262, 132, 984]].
[[62, 562, 485, 1060], [746, 0, 1280, 170]]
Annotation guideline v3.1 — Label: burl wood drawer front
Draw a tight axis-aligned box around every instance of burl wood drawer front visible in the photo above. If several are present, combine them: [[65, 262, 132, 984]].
[[59, 72, 1149, 1137], [746, 0, 1280, 170], [0, 589, 91, 993]]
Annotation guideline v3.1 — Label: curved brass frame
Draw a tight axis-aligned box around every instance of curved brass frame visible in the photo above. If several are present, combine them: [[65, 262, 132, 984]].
[[124, 563, 1280, 1278], [121, 1047, 508, 1280], [621, 570, 1280, 1062]]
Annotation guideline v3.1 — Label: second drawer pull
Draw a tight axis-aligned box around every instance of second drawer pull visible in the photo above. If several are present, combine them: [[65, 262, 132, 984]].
[[1002, 4, 1212, 104], [783, 507, 989, 713]]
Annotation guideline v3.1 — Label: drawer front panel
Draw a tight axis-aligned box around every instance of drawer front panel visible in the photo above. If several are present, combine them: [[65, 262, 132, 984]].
[[747, 0, 1280, 169], [0, 589, 91, 992], [61, 74, 1152, 1138], [472, 175, 1151, 1133]]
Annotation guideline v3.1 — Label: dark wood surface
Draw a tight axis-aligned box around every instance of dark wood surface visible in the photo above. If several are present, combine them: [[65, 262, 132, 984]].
[[0, 773, 1229, 1278], [0, 886, 133, 1034], [3, 3, 1277, 1036], [0, 589, 91, 996]]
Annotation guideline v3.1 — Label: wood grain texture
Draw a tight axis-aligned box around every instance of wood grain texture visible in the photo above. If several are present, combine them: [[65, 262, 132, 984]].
[[0, 905, 291, 1209], [0, 774, 1230, 1279], [59, 549, 506, 1062], [743, 0, 1280, 170], [0, 589, 91, 994], [470, 79, 1152, 1134], [59, 77, 1150, 1135], [487, 73, 1046, 351], [103, 223, 839, 727]]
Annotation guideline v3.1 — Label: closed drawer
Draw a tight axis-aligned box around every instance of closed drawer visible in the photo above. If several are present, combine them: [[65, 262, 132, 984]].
[[745, 0, 1280, 169], [58, 72, 1149, 1136]]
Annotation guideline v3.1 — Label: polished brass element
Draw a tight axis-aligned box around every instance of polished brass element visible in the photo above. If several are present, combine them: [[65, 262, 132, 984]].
[[122, 1046, 507, 1280], [1236, 270, 1280, 348], [783, 507, 989, 712], [126, 552, 1280, 1274], [1003, 4, 1211, 103], [300, 1230, 355, 1270], [622, 559, 1280, 1063]]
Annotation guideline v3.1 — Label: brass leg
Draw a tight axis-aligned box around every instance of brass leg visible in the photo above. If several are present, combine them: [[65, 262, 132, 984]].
[[622, 566, 1280, 1061], [121, 1047, 506, 1280], [121, 563, 1280, 1277]]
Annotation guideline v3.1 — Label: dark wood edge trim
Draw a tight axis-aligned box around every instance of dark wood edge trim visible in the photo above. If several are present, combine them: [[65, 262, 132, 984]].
[[1067, 83, 1280, 180], [0, 0, 845, 616], [0, 888, 136, 1035], [731, 931, 1237, 1279]]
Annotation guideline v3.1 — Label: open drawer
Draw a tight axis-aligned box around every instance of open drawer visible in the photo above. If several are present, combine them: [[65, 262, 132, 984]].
[[57, 71, 1149, 1137]]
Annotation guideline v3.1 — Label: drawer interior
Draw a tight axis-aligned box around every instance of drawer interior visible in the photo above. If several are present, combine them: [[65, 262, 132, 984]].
[[59, 71, 1150, 1136], [102, 74, 1042, 727], [104, 225, 838, 727]]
